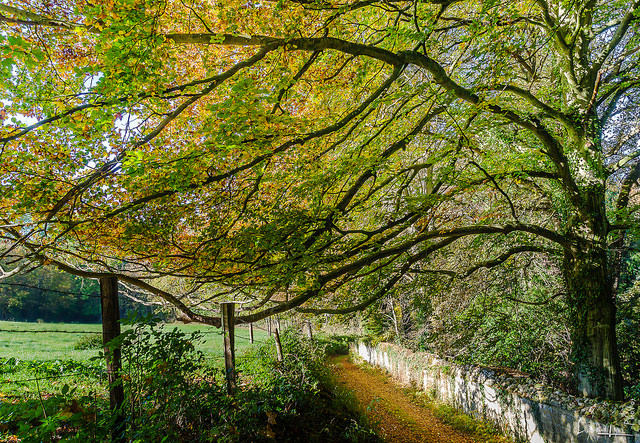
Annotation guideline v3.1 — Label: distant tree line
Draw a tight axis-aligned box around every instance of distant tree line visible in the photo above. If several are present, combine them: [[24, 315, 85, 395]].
[[0, 266, 160, 323]]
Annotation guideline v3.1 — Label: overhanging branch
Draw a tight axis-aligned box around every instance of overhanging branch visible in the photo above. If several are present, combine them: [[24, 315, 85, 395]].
[[461, 245, 557, 277]]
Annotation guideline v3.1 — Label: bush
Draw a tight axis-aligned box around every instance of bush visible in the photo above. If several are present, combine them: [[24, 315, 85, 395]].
[[617, 287, 640, 399], [73, 333, 103, 350], [238, 329, 378, 442]]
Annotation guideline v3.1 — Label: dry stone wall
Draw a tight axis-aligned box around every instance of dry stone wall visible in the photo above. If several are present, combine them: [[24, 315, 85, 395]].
[[354, 341, 640, 443]]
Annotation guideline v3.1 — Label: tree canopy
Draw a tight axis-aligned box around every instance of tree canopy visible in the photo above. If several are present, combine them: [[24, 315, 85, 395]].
[[1, 0, 639, 399]]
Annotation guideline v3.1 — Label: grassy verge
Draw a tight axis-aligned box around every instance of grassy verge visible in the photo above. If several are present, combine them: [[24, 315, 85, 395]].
[[312, 336, 381, 442], [406, 390, 512, 443]]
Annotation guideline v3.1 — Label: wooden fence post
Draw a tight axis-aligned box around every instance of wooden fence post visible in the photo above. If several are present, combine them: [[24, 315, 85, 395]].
[[100, 276, 125, 443], [306, 320, 313, 339], [249, 323, 254, 344], [221, 302, 236, 394], [274, 328, 284, 362]]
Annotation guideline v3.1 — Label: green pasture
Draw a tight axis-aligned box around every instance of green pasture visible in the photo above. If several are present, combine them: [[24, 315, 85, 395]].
[[0, 320, 270, 398]]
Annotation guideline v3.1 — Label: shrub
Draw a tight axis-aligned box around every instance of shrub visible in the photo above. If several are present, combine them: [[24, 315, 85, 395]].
[[73, 333, 103, 350], [318, 335, 358, 356]]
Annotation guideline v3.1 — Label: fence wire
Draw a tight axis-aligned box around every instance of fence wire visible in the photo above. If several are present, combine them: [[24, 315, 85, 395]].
[[233, 333, 269, 344], [1, 371, 106, 384], [0, 329, 101, 334], [0, 321, 286, 392]]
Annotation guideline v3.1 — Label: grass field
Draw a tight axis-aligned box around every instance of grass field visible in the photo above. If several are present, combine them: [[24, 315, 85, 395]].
[[0, 320, 270, 398]]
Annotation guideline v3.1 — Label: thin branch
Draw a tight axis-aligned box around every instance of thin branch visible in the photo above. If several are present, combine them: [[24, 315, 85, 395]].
[[469, 161, 520, 222], [271, 50, 321, 114], [296, 236, 462, 314], [461, 245, 556, 277], [504, 292, 564, 306]]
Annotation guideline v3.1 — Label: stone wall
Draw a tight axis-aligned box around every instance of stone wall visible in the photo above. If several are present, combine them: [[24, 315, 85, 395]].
[[354, 341, 640, 443]]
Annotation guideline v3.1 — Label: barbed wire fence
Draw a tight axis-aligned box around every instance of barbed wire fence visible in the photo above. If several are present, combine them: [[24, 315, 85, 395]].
[[0, 276, 315, 441], [0, 317, 318, 443], [0, 318, 301, 390]]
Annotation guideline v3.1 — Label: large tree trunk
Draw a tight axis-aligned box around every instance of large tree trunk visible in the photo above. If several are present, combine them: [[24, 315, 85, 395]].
[[561, 118, 625, 400], [564, 245, 624, 400]]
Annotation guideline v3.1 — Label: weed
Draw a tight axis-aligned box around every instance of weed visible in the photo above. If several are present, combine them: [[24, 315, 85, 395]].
[[408, 392, 511, 443]]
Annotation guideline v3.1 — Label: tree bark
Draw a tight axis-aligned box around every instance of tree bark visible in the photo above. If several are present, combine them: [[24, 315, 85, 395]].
[[561, 117, 624, 400], [564, 245, 624, 400]]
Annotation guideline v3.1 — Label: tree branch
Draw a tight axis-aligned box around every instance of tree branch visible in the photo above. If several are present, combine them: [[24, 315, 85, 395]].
[[589, 0, 640, 78], [70, 63, 404, 227], [0, 4, 92, 31], [44, 45, 276, 222], [165, 34, 403, 66], [461, 245, 557, 277], [607, 149, 640, 175], [614, 161, 640, 223], [485, 84, 577, 135], [296, 236, 462, 314], [469, 160, 519, 222]]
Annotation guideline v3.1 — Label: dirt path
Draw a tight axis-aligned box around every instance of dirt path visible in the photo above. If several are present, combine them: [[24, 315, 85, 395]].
[[331, 355, 479, 443]]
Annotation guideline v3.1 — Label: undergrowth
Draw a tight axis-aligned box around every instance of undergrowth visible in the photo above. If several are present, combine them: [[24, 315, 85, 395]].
[[0, 318, 377, 442], [406, 389, 512, 443]]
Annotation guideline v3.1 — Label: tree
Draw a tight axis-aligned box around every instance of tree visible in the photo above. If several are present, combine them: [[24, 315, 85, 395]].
[[0, 0, 638, 399]]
